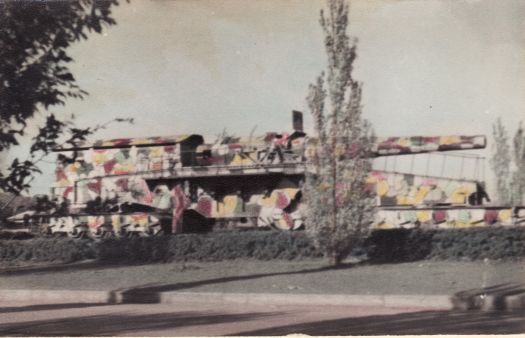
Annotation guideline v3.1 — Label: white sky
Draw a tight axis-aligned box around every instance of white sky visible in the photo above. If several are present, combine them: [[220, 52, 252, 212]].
[[5, 0, 525, 196]]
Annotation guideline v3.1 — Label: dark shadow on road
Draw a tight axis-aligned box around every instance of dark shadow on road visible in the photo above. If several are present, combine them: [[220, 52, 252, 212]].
[[231, 309, 525, 336], [0, 260, 161, 276], [0, 310, 282, 336], [0, 302, 107, 314], [0, 259, 359, 278], [116, 263, 356, 303]]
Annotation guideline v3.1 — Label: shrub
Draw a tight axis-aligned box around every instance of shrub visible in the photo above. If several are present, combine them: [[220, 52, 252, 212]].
[[0, 231, 34, 240], [95, 230, 322, 264], [0, 238, 95, 263], [366, 227, 525, 262], [2, 227, 525, 265]]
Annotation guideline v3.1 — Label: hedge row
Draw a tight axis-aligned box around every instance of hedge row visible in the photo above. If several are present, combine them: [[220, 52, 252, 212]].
[[0, 231, 34, 240], [0, 238, 96, 263], [366, 227, 525, 262], [97, 230, 322, 263], [1, 227, 524, 264]]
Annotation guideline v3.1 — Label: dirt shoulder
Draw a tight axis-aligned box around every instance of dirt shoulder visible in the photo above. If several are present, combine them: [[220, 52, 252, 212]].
[[0, 259, 523, 295]]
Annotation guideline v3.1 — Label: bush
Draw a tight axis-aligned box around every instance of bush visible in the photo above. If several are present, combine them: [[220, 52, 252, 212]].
[[0, 231, 34, 240], [428, 227, 525, 260], [0, 238, 96, 263], [2, 227, 525, 265], [366, 227, 525, 262], [96, 230, 323, 264]]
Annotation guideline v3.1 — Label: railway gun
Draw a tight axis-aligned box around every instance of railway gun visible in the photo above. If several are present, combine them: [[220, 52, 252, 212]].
[[4, 111, 525, 237]]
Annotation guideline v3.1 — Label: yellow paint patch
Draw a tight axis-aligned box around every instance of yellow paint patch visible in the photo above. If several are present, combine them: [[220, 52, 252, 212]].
[[57, 178, 71, 187], [66, 163, 79, 173], [397, 195, 415, 205], [414, 186, 431, 204], [367, 175, 378, 184], [282, 188, 300, 200], [88, 216, 104, 228], [498, 209, 512, 222], [150, 146, 164, 157], [130, 138, 154, 146], [439, 135, 460, 145], [275, 217, 290, 230], [131, 214, 148, 226], [93, 153, 107, 165], [375, 222, 394, 229], [114, 163, 135, 174], [397, 137, 409, 147], [231, 154, 254, 166], [449, 185, 473, 204], [376, 180, 389, 197], [217, 195, 239, 217], [416, 210, 432, 223], [111, 215, 121, 232]]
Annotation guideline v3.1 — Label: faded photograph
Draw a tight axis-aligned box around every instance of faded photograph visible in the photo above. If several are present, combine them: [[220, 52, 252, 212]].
[[0, 0, 524, 336]]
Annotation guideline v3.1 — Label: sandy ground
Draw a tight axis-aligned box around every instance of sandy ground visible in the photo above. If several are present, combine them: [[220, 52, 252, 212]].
[[1, 258, 524, 295]]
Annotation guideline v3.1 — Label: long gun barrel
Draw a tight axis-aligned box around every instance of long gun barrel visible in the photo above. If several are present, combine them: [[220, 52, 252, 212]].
[[372, 135, 486, 157]]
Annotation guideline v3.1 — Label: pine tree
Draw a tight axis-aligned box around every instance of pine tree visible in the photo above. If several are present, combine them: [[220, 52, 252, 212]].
[[303, 0, 376, 266]]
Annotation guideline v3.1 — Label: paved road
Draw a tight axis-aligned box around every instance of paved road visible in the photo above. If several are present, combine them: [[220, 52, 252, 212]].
[[0, 300, 524, 336]]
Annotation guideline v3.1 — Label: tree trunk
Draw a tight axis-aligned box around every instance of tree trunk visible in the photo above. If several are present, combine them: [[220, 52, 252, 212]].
[[328, 251, 342, 266]]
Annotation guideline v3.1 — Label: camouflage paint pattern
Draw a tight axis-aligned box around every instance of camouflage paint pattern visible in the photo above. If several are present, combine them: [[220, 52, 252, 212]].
[[375, 206, 525, 229], [46, 212, 160, 237], [51, 133, 502, 231], [368, 171, 478, 206]]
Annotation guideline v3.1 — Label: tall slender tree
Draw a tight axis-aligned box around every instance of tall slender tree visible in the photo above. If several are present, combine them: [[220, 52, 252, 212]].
[[490, 118, 525, 206], [490, 118, 512, 204], [511, 122, 525, 205], [304, 0, 376, 266]]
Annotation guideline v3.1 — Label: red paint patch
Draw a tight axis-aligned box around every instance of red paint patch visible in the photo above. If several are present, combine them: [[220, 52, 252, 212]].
[[103, 159, 117, 174], [276, 191, 290, 209], [197, 196, 213, 217], [282, 213, 294, 229], [484, 210, 498, 224]]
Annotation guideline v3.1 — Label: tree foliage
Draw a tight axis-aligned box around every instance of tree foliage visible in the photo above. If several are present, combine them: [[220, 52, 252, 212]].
[[0, 0, 124, 194], [511, 122, 525, 205], [490, 118, 512, 204], [490, 118, 525, 205], [303, 0, 376, 265]]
